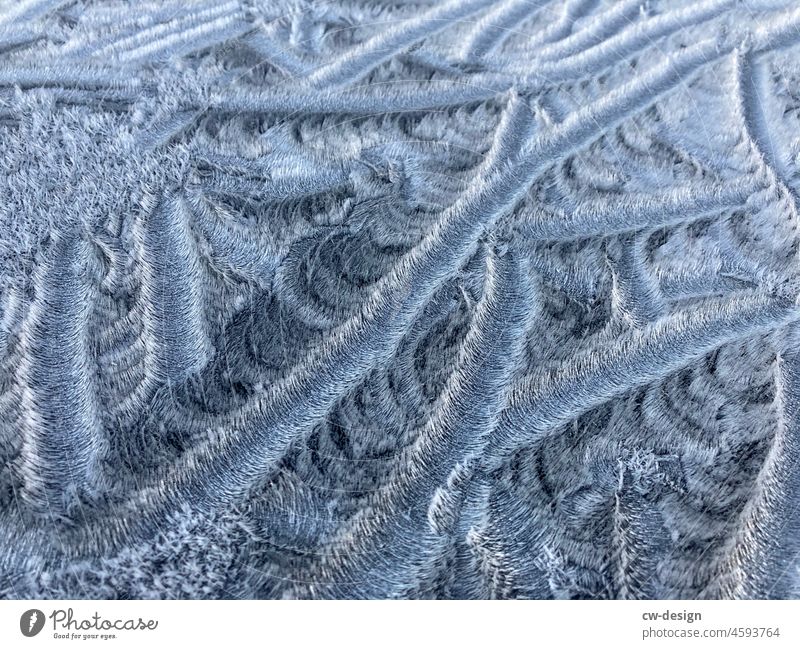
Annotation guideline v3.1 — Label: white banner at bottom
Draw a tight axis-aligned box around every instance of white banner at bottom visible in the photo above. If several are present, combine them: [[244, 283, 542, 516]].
[[0, 600, 797, 649]]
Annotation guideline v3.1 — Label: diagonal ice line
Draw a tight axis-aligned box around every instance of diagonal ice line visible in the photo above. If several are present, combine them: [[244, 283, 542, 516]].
[[486, 291, 800, 464], [311, 244, 537, 597], [514, 178, 761, 240], [16, 230, 107, 515], [0, 0, 64, 28], [713, 350, 800, 598], [489, 0, 736, 84], [304, 0, 495, 89], [458, 0, 555, 61]]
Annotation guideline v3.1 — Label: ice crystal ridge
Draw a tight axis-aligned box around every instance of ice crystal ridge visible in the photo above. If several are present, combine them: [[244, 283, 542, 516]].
[[0, 0, 799, 599]]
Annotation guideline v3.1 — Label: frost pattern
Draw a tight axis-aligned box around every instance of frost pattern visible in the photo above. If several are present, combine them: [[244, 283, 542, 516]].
[[0, 0, 799, 599]]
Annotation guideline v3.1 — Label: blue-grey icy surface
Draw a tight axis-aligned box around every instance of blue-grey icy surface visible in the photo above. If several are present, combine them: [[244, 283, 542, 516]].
[[0, 0, 799, 599]]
